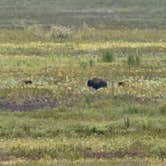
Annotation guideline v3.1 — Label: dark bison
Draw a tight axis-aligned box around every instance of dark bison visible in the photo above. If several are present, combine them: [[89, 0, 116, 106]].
[[87, 78, 107, 90], [22, 80, 32, 85], [118, 81, 125, 86]]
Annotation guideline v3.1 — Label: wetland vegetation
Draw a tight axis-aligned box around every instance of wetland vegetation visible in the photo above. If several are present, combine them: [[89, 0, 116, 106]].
[[0, 0, 166, 165]]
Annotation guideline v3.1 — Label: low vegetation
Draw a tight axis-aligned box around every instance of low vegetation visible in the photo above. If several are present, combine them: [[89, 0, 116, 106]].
[[0, 1, 165, 165], [0, 27, 165, 165]]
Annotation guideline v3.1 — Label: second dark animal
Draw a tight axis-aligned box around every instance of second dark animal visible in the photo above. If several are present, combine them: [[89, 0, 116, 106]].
[[22, 80, 33, 85], [87, 78, 107, 90], [118, 81, 125, 86]]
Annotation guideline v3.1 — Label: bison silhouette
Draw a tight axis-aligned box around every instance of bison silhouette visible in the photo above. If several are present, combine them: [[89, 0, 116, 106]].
[[22, 80, 32, 85], [87, 78, 107, 90], [118, 81, 125, 86]]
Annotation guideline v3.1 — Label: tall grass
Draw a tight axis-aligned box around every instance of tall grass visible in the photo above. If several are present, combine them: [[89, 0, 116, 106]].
[[0, 26, 165, 164], [127, 55, 141, 66], [102, 52, 115, 63]]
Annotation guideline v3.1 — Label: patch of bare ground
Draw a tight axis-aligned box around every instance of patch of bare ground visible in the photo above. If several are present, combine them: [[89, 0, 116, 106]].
[[0, 97, 58, 111]]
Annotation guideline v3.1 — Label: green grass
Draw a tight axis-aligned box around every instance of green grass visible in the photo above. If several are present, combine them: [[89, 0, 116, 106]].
[[0, 27, 165, 165], [0, 0, 166, 28], [1, 158, 165, 166], [0, 2, 166, 165]]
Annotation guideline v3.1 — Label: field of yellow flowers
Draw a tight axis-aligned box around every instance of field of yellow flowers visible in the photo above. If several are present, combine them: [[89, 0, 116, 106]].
[[0, 29, 165, 165]]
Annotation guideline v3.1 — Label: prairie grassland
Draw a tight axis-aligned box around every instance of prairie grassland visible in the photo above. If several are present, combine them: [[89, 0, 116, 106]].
[[0, 28, 165, 165], [0, 0, 166, 29]]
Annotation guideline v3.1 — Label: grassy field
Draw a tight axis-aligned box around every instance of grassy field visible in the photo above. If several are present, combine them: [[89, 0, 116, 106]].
[[0, 0, 166, 28], [0, 1, 165, 165], [0, 27, 165, 165]]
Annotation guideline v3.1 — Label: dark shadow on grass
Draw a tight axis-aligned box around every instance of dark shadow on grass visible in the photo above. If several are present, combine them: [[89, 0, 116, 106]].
[[0, 97, 58, 111]]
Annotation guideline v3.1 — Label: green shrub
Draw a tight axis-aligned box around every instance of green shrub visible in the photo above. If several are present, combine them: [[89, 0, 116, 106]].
[[127, 55, 141, 66], [102, 52, 114, 63]]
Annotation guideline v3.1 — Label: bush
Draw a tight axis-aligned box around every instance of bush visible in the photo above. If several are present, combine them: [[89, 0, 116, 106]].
[[102, 52, 114, 63], [127, 55, 141, 66]]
